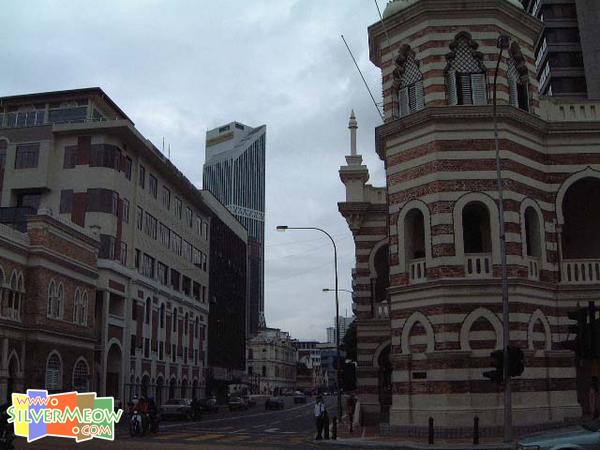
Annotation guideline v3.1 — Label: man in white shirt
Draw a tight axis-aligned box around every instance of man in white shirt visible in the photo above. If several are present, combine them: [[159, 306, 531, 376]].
[[314, 396, 325, 440]]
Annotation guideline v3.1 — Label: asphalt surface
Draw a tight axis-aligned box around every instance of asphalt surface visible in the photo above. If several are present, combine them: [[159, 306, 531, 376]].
[[15, 395, 359, 450]]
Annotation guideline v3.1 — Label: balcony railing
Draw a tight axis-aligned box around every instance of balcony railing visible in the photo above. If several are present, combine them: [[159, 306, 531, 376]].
[[465, 253, 492, 278], [409, 258, 426, 283], [562, 260, 600, 284], [526, 256, 540, 281]]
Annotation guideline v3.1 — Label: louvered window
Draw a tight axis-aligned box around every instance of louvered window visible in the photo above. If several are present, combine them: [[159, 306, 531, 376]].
[[46, 353, 62, 391], [72, 360, 89, 392], [507, 59, 529, 111], [396, 50, 425, 118], [445, 35, 487, 105]]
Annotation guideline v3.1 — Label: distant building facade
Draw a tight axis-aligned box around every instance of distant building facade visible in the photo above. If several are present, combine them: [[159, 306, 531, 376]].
[[293, 340, 327, 392], [522, 0, 600, 98], [0, 213, 98, 404], [0, 88, 214, 405], [247, 328, 296, 395], [203, 122, 266, 336], [203, 191, 248, 401]]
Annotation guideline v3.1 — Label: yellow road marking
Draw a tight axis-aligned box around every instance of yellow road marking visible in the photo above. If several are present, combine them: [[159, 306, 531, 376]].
[[183, 434, 225, 441], [155, 433, 198, 440]]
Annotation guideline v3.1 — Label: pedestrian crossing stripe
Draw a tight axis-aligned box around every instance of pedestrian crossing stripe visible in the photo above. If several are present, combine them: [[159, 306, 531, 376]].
[[183, 433, 225, 441], [155, 433, 199, 440]]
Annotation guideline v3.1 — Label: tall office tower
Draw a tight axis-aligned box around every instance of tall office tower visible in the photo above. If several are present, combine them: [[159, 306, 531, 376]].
[[522, 0, 600, 98], [203, 122, 266, 336]]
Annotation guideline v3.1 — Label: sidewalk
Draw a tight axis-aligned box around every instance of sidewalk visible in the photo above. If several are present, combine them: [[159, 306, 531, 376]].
[[315, 417, 514, 450]]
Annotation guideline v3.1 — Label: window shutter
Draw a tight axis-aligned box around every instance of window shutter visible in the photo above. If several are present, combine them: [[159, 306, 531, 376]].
[[408, 85, 417, 112], [458, 74, 473, 105], [398, 87, 410, 117], [415, 80, 425, 111], [446, 71, 457, 105], [471, 73, 487, 105], [508, 78, 519, 107]]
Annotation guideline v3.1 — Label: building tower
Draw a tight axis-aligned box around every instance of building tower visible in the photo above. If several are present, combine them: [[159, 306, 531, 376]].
[[339, 0, 600, 433], [522, 0, 600, 98], [203, 122, 266, 336]]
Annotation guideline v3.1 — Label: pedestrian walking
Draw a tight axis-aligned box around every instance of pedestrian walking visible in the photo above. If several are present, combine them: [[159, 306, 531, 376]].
[[347, 394, 357, 433], [322, 402, 330, 440], [314, 396, 325, 440]]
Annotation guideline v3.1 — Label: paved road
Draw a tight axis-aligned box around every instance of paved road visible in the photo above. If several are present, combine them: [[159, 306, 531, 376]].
[[15, 396, 353, 449]]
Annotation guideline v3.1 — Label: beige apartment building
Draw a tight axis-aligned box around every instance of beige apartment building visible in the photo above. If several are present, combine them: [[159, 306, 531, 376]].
[[247, 328, 296, 395], [0, 88, 211, 405]]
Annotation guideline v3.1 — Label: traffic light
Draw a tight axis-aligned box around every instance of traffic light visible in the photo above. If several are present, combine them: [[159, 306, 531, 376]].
[[564, 307, 590, 357], [483, 349, 504, 384], [507, 346, 524, 377]]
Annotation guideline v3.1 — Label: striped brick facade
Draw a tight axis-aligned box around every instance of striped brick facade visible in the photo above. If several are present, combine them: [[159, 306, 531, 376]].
[[339, 0, 600, 430]]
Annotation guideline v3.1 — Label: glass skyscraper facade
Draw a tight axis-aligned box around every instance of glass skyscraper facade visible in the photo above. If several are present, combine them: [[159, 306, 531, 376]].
[[203, 122, 266, 335]]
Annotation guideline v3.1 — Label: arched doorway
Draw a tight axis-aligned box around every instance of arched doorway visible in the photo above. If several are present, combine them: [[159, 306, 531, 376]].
[[7, 353, 19, 399], [106, 343, 122, 400], [377, 345, 392, 421], [141, 375, 150, 398], [371, 244, 390, 318], [156, 377, 164, 406], [169, 378, 176, 400]]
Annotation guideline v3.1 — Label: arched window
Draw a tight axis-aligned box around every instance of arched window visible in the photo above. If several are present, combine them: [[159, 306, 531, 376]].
[[507, 42, 529, 111], [0, 266, 6, 317], [181, 379, 188, 398], [445, 32, 487, 105], [524, 207, 541, 258], [145, 297, 151, 325], [47, 280, 59, 318], [160, 303, 165, 328], [73, 289, 81, 324], [393, 45, 425, 117], [173, 308, 178, 332], [46, 352, 62, 392], [462, 202, 492, 254], [72, 358, 89, 392], [80, 292, 88, 326], [56, 283, 64, 319]]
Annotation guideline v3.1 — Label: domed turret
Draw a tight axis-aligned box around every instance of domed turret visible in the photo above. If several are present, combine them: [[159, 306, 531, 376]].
[[383, 0, 522, 18]]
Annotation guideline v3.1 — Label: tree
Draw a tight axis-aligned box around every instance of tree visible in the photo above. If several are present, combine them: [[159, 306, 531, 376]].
[[342, 321, 357, 362]]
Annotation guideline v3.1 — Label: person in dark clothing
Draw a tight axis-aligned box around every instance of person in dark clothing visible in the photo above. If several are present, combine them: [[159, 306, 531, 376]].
[[322, 404, 330, 440], [314, 396, 325, 440]]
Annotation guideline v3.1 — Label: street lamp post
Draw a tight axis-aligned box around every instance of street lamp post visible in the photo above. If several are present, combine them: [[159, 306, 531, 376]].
[[276, 225, 343, 417], [493, 34, 512, 442]]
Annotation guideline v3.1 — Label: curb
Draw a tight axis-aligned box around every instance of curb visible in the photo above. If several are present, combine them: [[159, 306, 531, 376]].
[[315, 438, 514, 450]]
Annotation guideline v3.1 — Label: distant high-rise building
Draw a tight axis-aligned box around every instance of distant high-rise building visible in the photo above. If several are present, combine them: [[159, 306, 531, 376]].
[[327, 316, 354, 344], [203, 122, 266, 335], [522, 0, 600, 98]]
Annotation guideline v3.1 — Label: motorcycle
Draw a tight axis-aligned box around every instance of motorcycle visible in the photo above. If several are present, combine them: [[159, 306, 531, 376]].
[[0, 405, 15, 450], [129, 410, 147, 437]]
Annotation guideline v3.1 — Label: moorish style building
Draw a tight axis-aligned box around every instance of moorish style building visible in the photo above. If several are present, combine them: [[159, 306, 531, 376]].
[[339, 0, 600, 433]]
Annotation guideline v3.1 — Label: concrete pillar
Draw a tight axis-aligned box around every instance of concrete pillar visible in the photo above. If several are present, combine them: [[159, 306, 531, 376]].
[[100, 290, 110, 396]]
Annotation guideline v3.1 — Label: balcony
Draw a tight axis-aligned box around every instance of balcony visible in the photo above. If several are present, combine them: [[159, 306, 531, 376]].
[[465, 254, 492, 279], [0, 207, 36, 232], [409, 258, 426, 283], [562, 260, 600, 285], [526, 256, 540, 281]]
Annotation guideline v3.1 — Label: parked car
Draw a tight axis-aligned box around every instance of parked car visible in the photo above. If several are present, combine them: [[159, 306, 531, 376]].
[[265, 397, 285, 410], [160, 398, 192, 420], [293, 392, 307, 404], [518, 421, 600, 449], [228, 396, 248, 411], [199, 397, 219, 413]]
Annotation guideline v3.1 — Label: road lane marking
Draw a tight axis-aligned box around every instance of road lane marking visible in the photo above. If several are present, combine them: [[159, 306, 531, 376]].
[[155, 433, 198, 440], [264, 428, 279, 433], [184, 434, 225, 441]]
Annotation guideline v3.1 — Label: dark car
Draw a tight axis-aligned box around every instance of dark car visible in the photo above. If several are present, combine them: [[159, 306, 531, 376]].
[[265, 397, 285, 410], [293, 392, 307, 404], [228, 396, 248, 411]]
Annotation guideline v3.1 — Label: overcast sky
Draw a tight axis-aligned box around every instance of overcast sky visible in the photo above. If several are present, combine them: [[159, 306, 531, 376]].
[[1, 0, 388, 341]]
